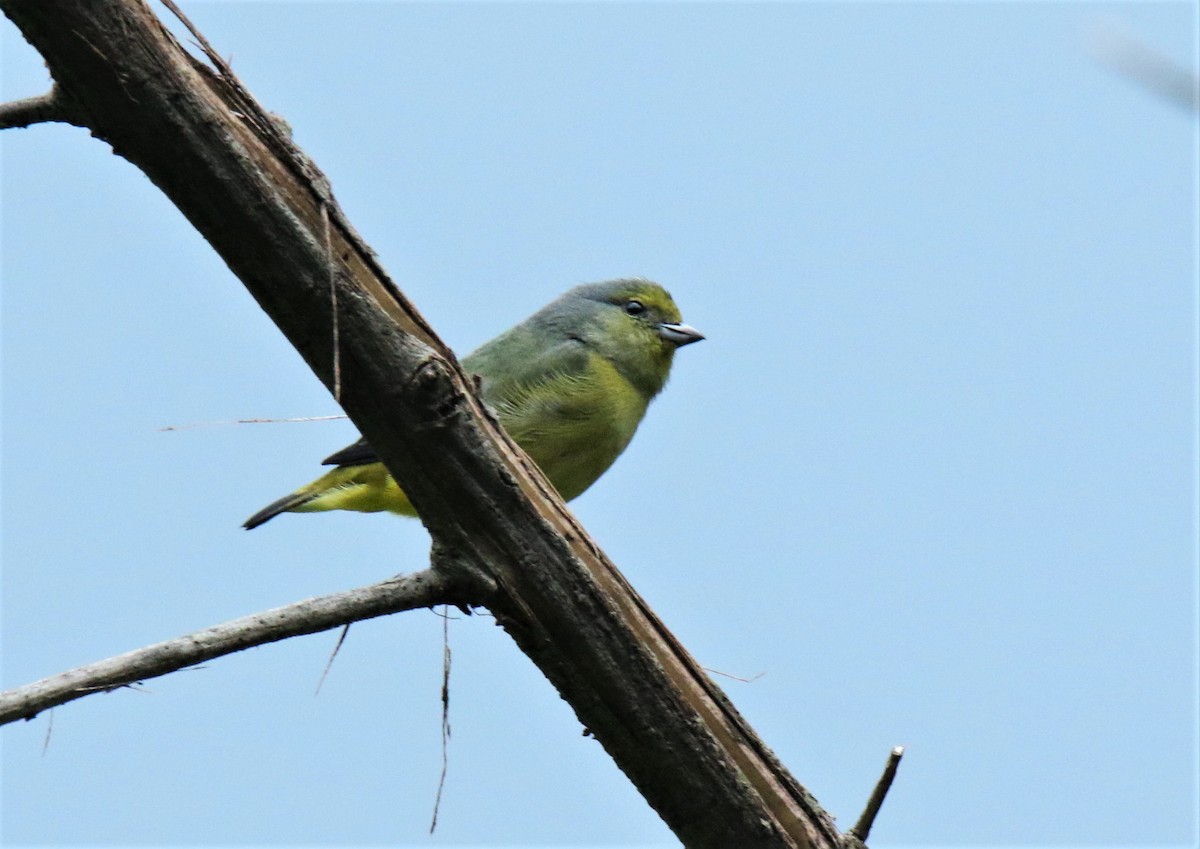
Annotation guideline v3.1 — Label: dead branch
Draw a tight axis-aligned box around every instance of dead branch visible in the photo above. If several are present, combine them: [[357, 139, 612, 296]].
[[0, 1, 867, 845], [0, 85, 78, 129], [844, 746, 905, 847], [0, 568, 463, 724]]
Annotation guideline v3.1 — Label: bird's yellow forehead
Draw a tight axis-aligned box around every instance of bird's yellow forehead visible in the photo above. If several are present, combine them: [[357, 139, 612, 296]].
[[608, 280, 682, 323]]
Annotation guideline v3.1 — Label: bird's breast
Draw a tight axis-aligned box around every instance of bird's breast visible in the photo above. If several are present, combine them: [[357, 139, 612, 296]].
[[498, 354, 649, 502]]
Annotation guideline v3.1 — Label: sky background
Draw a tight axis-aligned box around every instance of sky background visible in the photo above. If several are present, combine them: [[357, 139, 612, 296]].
[[2, 2, 1197, 847]]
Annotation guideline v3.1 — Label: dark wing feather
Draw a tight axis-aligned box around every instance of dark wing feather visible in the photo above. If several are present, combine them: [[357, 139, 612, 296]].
[[321, 437, 379, 467]]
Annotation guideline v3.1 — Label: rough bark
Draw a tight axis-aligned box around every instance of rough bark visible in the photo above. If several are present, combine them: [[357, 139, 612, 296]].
[[1, 2, 844, 846]]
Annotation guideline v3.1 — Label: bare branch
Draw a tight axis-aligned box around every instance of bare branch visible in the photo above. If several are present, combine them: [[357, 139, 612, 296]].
[[0, 568, 463, 725], [844, 746, 905, 846], [2, 1, 844, 844], [0, 86, 77, 130]]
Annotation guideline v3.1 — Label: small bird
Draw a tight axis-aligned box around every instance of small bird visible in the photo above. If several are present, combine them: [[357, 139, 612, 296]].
[[243, 278, 703, 529]]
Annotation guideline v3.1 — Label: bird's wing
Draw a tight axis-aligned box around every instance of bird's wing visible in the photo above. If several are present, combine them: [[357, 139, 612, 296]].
[[468, 334, 592, 407], [316, 336, 590, 469], [321, 437, 379, 467]]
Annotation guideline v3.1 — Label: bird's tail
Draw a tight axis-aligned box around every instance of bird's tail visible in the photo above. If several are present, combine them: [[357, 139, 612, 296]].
[[242, 463, 417, 529]]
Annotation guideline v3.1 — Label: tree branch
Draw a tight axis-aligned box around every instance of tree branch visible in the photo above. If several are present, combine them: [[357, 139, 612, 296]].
[[0, 86, 77, 129], [0, 1, 855, 845], [0, 568, 466, 725], [844, 746, 905, 847]]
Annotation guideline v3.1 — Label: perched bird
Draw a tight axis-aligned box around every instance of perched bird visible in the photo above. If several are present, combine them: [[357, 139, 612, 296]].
[[243, 278, 703, 529]]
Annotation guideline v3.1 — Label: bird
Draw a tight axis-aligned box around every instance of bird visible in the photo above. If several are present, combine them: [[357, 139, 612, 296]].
[[243, 278, 703, 529]]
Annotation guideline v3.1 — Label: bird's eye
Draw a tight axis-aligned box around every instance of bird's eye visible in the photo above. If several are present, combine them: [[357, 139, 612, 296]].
[[623, 300, 645, 316]]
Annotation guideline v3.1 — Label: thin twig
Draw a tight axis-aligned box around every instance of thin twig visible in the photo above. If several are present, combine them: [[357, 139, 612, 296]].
[[846, 746, 905, 844], [0, 87, 73, 130], [0, 569, 463, 725], [158, 414, 347, 431], [169, 0, 347, 404], [322, 203, 342, 402], [429, 606, 453, 833], [158, 0, 234, 79], [703, 666, 767, 684], [314, 624, 351, 695], [41, 710, 54, 755]]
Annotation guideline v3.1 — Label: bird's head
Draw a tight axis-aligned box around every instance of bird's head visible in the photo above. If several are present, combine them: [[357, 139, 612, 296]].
[[547, 278, 703, 400]]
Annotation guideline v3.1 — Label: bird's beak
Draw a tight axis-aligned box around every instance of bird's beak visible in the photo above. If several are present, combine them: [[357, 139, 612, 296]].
[[658, 322, 705, 347]]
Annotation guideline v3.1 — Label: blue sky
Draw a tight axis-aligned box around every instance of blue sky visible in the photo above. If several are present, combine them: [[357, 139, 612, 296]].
[[2, 2, 1197, 847]]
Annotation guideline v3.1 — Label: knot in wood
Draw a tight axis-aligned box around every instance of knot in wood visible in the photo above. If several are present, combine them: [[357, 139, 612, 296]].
[[405, 356, 465, 428]]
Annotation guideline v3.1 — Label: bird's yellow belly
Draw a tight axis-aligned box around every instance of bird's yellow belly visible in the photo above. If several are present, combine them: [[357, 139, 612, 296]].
[[502, 359, 647, 502]]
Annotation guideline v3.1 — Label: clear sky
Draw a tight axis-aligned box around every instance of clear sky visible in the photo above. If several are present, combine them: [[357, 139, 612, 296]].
[[2, 2, 1197, 847]]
